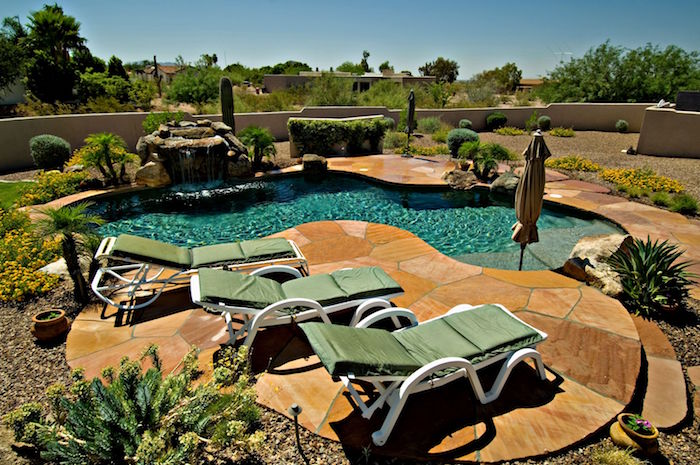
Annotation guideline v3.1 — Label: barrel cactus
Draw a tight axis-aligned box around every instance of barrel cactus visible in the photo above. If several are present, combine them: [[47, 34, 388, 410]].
[[220, 77, 235, 132]]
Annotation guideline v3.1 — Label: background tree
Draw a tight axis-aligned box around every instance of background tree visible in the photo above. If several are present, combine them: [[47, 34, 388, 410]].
[[37, 203, 103, 303], [336, 61, 365, 74], [471, 62, 522, 93], [360, 50, 371, 73], [107, 55, 128, 80], [0, 17, 27, 91], [379, 61, 393, 73], [73, 46, 105, 73], [198, 53, 218, 68], [419, 57, 459, 83]]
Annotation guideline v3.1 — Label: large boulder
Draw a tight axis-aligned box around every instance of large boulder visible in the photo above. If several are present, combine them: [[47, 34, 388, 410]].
[[228, 154, 252, 178], [40, 256, 91, 279], [135, 160, 172, 187], [303, 154, 327, 177], [490, 172, 520, 196], [563, 234, 633, 296], [442, 169, 478, 190]]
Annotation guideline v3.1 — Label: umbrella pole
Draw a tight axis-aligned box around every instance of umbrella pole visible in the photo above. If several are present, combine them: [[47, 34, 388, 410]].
[[518, 243, 526, 271]]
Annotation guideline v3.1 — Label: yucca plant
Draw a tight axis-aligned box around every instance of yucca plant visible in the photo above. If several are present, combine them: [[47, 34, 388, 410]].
[[3, 345, 263, 465], [607, 236, 697, 317]]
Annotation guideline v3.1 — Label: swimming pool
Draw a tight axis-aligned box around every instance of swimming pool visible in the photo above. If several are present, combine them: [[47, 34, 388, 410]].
[[90, 174, 623, 270]]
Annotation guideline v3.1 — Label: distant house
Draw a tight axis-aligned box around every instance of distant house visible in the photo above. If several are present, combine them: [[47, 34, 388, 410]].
[[133, 64, 185, 84], [263, 71, 435, 93], [517, 78, 544, 92]]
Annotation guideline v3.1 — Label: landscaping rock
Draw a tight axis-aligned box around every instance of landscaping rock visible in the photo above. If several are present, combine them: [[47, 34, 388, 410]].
[[442, 169, 478, 190], [223, 133, 249, 156], [39, 256, 90, 279], [157, 124, 170, 138], [64, 164, 84, 173], [169, 127, 216, 139], [563, 234, 633, 296], [490, 172, 520, 196], [211, 121, 232, 133], [302, 154, 327, 176], [135, 161, 172, 187], [196, 119, 212, 127], [228, 155, 252, 178], [178, 120, 197, 127]]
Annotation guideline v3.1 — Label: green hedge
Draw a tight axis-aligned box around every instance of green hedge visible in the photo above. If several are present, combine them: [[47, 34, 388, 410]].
[[288, 117, 390, 155]]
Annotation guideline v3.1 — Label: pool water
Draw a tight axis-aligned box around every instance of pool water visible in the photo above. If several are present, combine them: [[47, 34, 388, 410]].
[[91, 174, 623, 270]]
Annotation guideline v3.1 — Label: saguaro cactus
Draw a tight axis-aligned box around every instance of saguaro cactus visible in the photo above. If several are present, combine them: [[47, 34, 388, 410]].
[[220, 77, 235, 132]]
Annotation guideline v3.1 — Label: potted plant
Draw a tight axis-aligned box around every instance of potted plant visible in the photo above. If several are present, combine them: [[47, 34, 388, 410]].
[[31, 309, 70, 341], [617, 413, 659, 452]]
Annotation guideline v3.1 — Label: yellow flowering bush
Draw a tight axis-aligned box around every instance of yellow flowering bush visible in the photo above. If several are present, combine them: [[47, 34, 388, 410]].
[[17, 171, 87, 207], [545, 156, 601, 172], [494, 126, 525, 136], [600, 167, 684, 193], [550, 127, 576, 137], [0, 210, 61, 301]]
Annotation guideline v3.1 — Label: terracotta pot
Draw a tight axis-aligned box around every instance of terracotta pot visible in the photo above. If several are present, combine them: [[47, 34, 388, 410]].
[[617, 413, 659, 451], [31, 309, 70, 341]]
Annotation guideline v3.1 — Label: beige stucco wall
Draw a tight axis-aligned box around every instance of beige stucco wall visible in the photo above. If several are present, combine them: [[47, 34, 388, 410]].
[[637, 107, 700, 158], [0, 103, 649, 172]]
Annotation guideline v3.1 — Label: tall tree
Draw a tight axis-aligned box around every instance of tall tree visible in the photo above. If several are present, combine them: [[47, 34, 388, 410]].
[[419, 57, 459, 83], [107, 55, 128, 80], [73, 46, 105, 73], [0, 17, 27, 91], [360, 50, 371, 73]]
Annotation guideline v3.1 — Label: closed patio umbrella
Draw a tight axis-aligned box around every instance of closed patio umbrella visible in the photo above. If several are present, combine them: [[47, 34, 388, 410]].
[[512, 129, 551, 270]]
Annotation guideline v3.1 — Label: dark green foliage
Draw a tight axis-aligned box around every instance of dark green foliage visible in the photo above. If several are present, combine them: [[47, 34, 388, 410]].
[[418, 57, 459, 83], [458, 119, 472, 129], [72, 47, 105, 73], [238, 126, 276, 169], [607, 237, 697, 317], [168, 67, 220, 104], [670, 193, 698, 214], [537, 115, 551, 131], [447, 128, 479, 156], [457, 141, 480, 160], [379, 61, 393, 72], [0, 19, 26, 91], [336, 61, 365, 74], [486, 112, 507, 130], [480, 142, 516, 160], [76, 71, 131, 102], [107, 55, 128, 80], [535, 41, 700, 103], [26, 49, 76, 102], [471, 62, 522, 93], [288, 118, 389, 156], [142, 111, 185, 134], [615, 119, 629, 133], [382, 117, 395, 130], [525, 111, 539, 132], [306, 73, 356, 106], [220, 76, 235, 132], [650, 191, 672, 207], [417, 117, 442, 134], [30, 134, 71, 170], [473, 150, 498, 180], [3, 345, 262, 464]]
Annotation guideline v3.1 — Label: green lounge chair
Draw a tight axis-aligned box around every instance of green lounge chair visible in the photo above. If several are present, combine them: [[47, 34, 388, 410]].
[[190, 265, 404, 346], [91, 234, 308, 310], [300, 302, 548, 446]]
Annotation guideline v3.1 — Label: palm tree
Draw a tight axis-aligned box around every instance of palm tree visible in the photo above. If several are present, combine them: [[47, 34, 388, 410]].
[[37, 203, 103, 304], [83, 132, 131, 186], [27, 4, 84, 63], [238, 126, 276, 170]]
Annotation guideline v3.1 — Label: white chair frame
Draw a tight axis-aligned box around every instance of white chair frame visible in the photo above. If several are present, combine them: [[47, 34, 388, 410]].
[[90, 236, 308, 311], [336, 302, 548, 446]]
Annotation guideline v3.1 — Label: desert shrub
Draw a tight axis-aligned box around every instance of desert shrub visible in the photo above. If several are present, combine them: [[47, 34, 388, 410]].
[[486, 112, 507, 130], [30, 135, 72, 171], [0, 209, 60, 302], [537, 115, 551, 130], [600, 167, 684, 193], [305, 73, 356, 106], [382, 117, 396, 131], [3, 345, 264, 464], [447, 128, 479, 156], [407, 144, 450, 156], [432, 127, 450, 143], [288, 117, 389, 155], [168, 67, 221, 104], [398, 108, 418, 133], [591, 445, 644, 465], [142, 111, 186, 134], [417, 117, 442, 134], [545, 156, 601, 172], [607, 237, 697, 317], [619, 185, 646, 198], [651, 191, 672, 207], [383, 131, 408, 149], [616, 119, 629, 133], [550, 127, 576, 137], [494, 126, 524, 136], [670, 193, 698, 214], [17, 171, 87, 207], [480, 142, 517, 161], [458, 119, 472, 129], [525, 111, 539, 132], [457, 141, 480, 160]]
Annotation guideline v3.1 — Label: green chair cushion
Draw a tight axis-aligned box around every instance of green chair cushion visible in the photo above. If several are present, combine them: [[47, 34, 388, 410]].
[[241, 238, 295, 260], [330, 267, 403, 300], [113, 234, 192, 267], [393, 319, 482, 366], [302, 323, 422, 377], [197, 268, 285, 309], [281, 274, 349, 307], [191, 243, 245, 267]]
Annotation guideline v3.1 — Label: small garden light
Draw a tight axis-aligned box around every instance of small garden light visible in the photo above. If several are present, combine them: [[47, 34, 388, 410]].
[[288, 403, 309, 465]]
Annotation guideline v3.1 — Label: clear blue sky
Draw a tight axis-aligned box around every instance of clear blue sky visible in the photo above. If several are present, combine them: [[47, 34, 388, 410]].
[[2, 0, 699, 78]]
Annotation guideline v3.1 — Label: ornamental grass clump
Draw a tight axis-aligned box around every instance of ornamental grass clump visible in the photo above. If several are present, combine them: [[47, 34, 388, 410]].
[[545, 156, 601, 172], [669, 193, 698, 215], [550, 127, 575, 137], [607, 236, 697, 317], [3, 344, 264, 465], [494, 126, 524, 136], [600, 167, 684, 193], [591, 445, 644, 465]]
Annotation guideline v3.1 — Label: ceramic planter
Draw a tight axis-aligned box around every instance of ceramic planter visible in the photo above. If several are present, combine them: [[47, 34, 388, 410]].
[[31, 309, 70, 341], [616, 413, 659, 454]]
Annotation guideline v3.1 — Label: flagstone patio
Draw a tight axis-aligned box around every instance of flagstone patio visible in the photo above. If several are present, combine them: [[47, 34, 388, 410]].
[[60, 154, 697, 462]]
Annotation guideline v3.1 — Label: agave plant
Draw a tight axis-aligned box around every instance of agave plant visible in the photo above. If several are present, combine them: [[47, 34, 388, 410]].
[[607, 236, 697, 317]]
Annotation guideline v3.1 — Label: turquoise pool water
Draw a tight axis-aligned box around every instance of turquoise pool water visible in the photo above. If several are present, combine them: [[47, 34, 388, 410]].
[[91, 174, 623, 270]]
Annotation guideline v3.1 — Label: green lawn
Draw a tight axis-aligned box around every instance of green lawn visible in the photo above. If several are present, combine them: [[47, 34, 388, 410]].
[[0, 181, 32, 209]]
